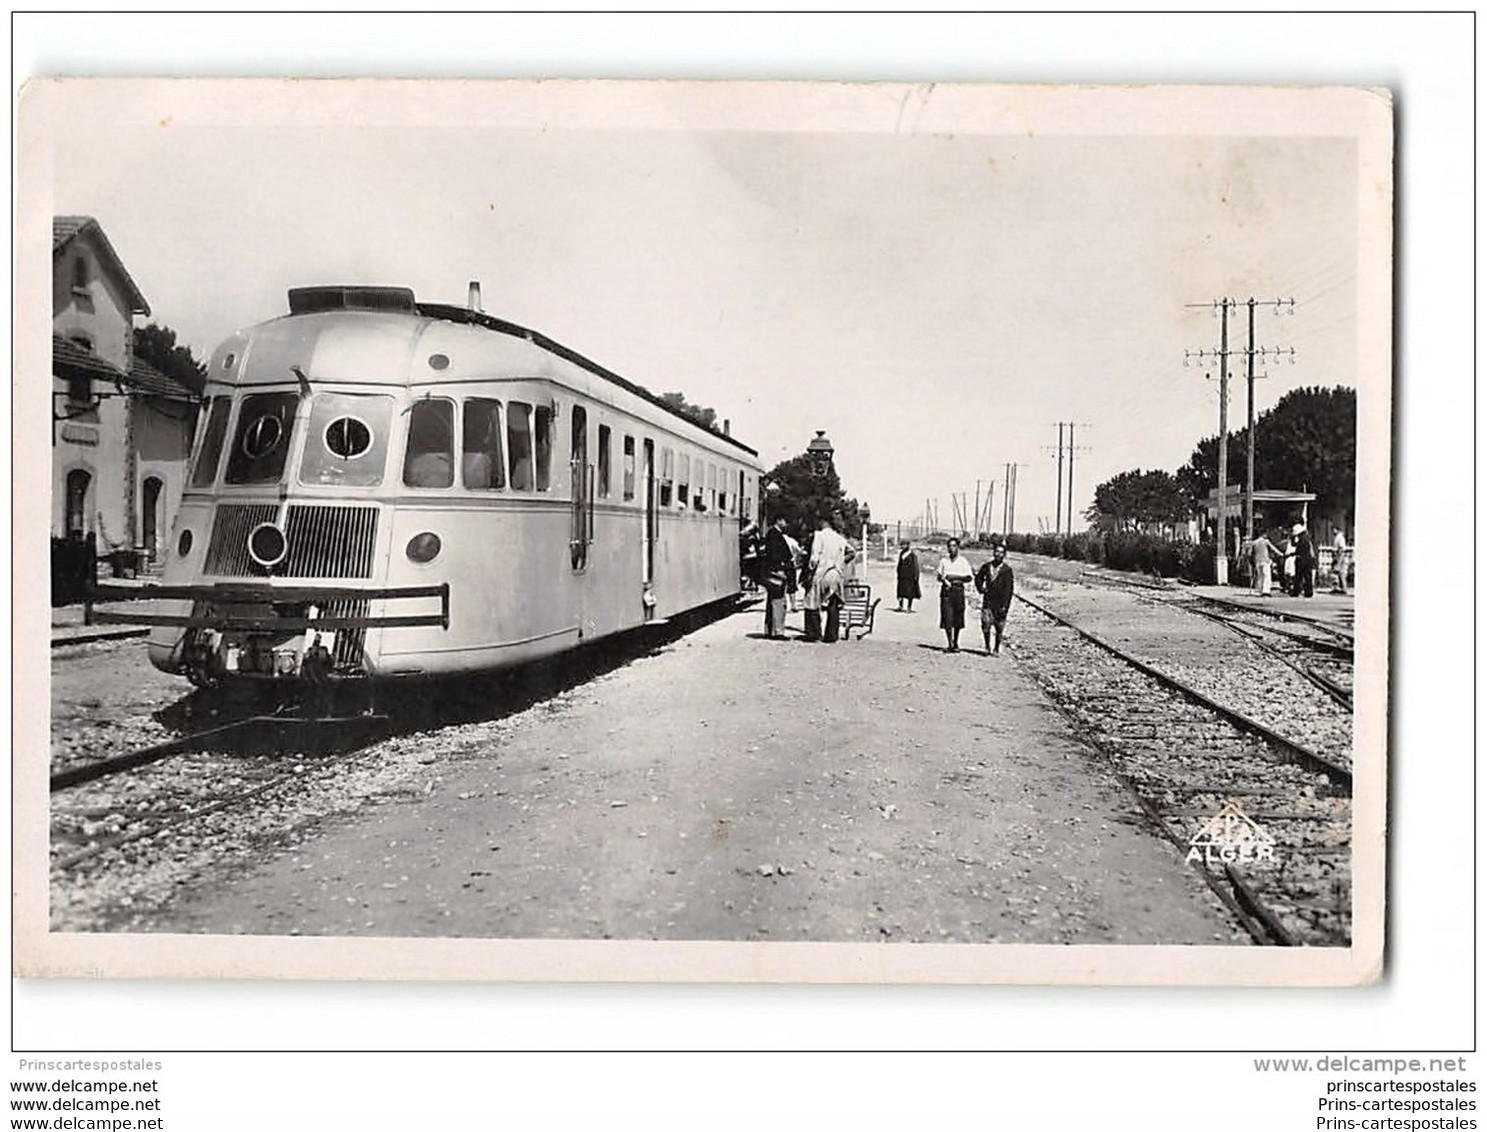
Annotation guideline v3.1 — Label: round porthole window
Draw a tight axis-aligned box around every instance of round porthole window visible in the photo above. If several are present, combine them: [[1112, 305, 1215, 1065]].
[[324, 416, 373, 460], [241, 414, 284, 459], [428, 353, 450, 371]]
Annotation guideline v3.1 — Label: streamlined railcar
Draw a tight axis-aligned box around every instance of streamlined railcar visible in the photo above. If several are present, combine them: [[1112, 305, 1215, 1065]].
[[123, 286, 763, 690]]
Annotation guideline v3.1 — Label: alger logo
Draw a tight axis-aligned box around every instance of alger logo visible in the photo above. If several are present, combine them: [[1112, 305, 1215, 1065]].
[[1186, 799, 1277, 866]]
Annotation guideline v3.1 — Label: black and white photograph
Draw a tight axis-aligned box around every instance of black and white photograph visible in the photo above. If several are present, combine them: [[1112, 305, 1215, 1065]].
[[18, 76, 1391, 986]]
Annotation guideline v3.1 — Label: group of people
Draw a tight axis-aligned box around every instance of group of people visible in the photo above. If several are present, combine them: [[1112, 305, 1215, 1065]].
[[757, 514, 857, 643], [932, 538, 1014, 655], [1247, 523, 1350, 598], [750, 519, 1015, 654], [896, 537, 1014, 654]]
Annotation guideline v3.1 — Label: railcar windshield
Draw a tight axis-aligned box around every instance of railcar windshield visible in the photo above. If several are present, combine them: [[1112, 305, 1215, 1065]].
[[190, 396, 232, 487], [224, 391, 300, 485], [300, 392, 393, 487]]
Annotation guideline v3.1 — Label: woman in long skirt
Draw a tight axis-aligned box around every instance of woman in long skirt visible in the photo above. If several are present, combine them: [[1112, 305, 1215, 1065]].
[[896, 541, 921, 611], [935, 538, 974, 652]]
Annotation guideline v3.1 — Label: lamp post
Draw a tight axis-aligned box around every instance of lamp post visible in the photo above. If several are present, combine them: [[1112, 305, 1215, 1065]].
[[859, 501, 871, 579], [807, 430, 835, 477]]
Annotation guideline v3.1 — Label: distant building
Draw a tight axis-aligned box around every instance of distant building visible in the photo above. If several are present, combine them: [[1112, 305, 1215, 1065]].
[[52, 216, 198, 574]]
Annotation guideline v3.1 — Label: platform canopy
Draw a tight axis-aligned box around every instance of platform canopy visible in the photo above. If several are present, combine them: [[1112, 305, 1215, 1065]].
[[1201, 485, 1316, 519]]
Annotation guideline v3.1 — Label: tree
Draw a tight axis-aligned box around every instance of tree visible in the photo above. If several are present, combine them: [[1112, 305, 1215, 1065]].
[[658, 391, 721, 434], [761, 453, 863, 539], [1177, 385, 1355, 527], [1090, 468, 1192, 533], [133, 324, 207, 394]]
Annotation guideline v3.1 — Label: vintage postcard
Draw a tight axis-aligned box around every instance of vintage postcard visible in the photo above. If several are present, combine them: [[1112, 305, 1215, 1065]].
[[15, 78, 1392, 984]]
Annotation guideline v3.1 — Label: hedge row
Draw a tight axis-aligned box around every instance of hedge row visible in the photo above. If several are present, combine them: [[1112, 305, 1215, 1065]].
[[970, 531, 1224, 584]]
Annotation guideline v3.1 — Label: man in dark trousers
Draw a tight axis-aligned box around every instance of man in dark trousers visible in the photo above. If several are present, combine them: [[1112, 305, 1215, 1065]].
[[1290, 524, 1317, 598], [974, 542, 1015, 655], [760, 515, 796, 639]]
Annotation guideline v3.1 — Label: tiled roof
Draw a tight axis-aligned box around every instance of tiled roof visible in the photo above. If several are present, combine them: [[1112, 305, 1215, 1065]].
[[53, 215, 151, 316], [53, 334, 126, 381], [126, 355, 198, 400]]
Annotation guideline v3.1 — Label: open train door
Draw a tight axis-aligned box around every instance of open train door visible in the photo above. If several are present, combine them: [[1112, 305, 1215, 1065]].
[[642, 439, 657, 618]]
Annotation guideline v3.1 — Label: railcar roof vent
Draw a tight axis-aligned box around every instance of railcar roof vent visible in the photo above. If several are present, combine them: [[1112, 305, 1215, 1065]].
[[287, 286, 418, 315]]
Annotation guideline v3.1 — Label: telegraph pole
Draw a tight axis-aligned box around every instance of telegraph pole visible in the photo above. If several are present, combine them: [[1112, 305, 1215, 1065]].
[[1053, 423, 1065, 535], [1188, 295, 1295, 581], [1066, 423, 1076, 536]]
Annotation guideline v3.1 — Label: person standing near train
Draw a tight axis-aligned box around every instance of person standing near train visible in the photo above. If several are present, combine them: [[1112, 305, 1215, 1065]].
[[973, 541, 1014, 655], [760, 514, 795, 640], [1290, 524, 1317, 598], [895, 540, 922, 612], [1249, 529, 1283, 597], [806, 514, 854, 644], [936, 538, 974, 652], [1330, 529, 1350, 594]]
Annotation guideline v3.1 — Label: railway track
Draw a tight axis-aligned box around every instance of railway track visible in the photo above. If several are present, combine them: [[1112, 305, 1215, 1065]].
[[49, 713, 390, 872], [1010, 591, 1352, 947]]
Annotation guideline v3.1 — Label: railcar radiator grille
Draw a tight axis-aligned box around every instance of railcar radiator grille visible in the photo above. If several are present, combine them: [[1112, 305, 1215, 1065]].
[[203, 503, 379, 579], [203, 504, 278, 576], [283, 505, 378, 579]]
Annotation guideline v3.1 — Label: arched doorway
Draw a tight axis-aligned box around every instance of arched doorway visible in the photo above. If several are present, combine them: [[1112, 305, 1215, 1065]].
[[65, 469, 91, 539], [141, 476, 163, 561]]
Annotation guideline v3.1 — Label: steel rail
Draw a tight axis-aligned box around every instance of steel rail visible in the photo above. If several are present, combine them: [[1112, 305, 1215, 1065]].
[[1015, 592, 1352, 791]]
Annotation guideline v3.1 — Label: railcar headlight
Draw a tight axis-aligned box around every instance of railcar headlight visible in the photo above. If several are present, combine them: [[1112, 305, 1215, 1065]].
[[406, 532, 442, 564], [247, 522, 288, 569], [177, 529, 194, 557]]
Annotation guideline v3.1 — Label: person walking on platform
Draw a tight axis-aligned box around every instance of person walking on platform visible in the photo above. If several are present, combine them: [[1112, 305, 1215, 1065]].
[[806, 515, 854, 643], [936, 538, 975, 652], [973, 542, 1015, 655], [1290, 524, 1317, 598], [1249, 529, 1283, 597], [760, 515, 795, 640], [896, 540, 922, 612]]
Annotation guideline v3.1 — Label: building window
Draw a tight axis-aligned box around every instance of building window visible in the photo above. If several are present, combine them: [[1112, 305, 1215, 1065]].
[[65, 334, 93, 404], [71, 257, 88, 293], [401, 398, 455, 489], [65, 469, 91, 538], [597, 424, 612, 497], [623, 436, 636, 501], [678, 453, 690, 511], [462, 397, 506, 489]]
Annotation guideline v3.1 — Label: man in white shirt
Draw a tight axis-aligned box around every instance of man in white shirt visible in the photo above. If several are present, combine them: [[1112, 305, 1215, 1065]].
[[806, 516, 855, 643]]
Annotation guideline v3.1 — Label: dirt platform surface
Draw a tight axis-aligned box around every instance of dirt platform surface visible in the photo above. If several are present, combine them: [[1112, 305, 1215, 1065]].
[[129, 561, 1242, 947]]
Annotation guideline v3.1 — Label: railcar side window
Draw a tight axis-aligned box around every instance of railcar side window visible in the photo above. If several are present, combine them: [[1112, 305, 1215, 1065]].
[[225, 391, 300, 485], [623, 436, 636, 501], [462, 398, 506, 490], [659, 447, 674, 506], [300, 392, 392, 487], [402, 398, 455, 489], [507, 401, 534, 490], [191, 397, 232, 488], [534, 404, 553, 491], [678, 454, 690, 511], [597, 424, 612, 497]]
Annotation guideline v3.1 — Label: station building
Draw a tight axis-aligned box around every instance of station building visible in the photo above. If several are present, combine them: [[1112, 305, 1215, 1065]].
[[52, 215, 198, 590]]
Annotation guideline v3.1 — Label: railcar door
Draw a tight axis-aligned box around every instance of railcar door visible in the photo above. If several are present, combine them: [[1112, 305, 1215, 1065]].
[[570, 406, 589, 572], [643, 439, 656, 586]]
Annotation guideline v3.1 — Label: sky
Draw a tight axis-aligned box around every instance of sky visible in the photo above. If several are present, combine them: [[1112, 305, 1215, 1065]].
[[41, 81, 1368, 533]]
